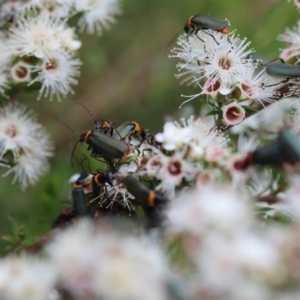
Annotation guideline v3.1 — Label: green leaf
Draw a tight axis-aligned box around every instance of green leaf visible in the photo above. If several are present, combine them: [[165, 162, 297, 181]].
[[206, 110, 220, 116]]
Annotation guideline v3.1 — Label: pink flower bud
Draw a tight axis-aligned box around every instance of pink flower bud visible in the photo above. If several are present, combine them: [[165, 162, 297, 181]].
[[11, 62, 31, 83], [222, 102, 245, 125], [203, 77, 221, 96]]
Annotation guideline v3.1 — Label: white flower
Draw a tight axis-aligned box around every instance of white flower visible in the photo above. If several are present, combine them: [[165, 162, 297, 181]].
[[0, 0, 24, 21], [278, 21, 300, 60], [201, 34, 253, 89], [279, 174, 300, 220], [235, 65, 279, 106], [0, 255, 57, 300], [119, 161, 138, 175], [23, 0, 73, 18], [155, 121, 193, 151], [193, 232, 282, 298], [247, 170, 293, 219], [0, 103, 40, 157], [0, 102, 54, 188], [172, 32, 254, 91], [184, 116, 229, 160], [155, 116, 229, 160], [167, 185, 253, 235], [3, 129, 54, 189], [92, 234, 167, 300], [58, 27, 82, 52], [47, 220, 168, 300], [170, 35, 207, 85], [74, 0, 122, 35], [29, 56, 81, 101], [146, 148, 196, 198], [8, 15, 74, 61], [247, 169, 277, 198]]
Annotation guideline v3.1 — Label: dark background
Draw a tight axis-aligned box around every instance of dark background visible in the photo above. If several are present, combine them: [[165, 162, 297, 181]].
[[0, 0, 298, 252]]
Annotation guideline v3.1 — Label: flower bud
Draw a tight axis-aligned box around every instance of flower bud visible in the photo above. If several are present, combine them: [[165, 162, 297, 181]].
[[222, 102, 245, 125]]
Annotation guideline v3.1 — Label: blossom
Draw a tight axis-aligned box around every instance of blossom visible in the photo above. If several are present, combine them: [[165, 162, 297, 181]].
[[200, 34, 254, 90], [191, 232, 283, 299], [8, 15, 76, 61], [22, 0, 73, 18], [155, 116, 229, 159], [184, 116, 229, 160], [74, 0, 122, 35], [0, 103, 54, 188], [29, 56, 81, 101], [0, 255, 57, 300], [235, 65, 279, 106], [247, 170, 294, 219], [0, 103, 39, 157], [47, 219, 168, 300], [278, 21, 300, 60], [3, 129, 54, 189], [0, 0, 24, 20], [155, 121, 193, 151], [167, 185, 253, 235], [146, 117, 231, 197], [172, 31, 254, 95], [146, 148, 196, 198]]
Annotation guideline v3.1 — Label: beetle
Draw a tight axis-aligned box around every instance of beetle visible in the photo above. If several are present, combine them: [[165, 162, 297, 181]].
[[265, 63, 300, 87], [93, 171, 115, 187], [80, 129, 130, 159], [123, 175, 167, 207], [112, 121, 148, 145], [260, 58, 300, 88], [53, 173, 93, 228], [61, 115, 129, 158], [184, 14, 229, 44], [92, 171, 116, 201], [72, 173, 90, 217], [72, 101, 115, 136], [123, 175, 167, 228], [252, 127, 300, 165], [60, 116, 130, 173]]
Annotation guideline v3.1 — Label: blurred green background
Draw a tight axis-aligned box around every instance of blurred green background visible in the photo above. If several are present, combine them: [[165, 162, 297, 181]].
[[0, 0, 298, 252]]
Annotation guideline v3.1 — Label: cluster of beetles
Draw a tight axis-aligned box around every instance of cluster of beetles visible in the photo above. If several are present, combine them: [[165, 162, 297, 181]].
[[51, 13, 300, 233]]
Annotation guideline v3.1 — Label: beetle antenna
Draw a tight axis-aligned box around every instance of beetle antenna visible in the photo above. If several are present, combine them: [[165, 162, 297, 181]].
[[81, 154, 92, 173], [71, 101, 95, 120], [60, 116, 80, 136], [71, 140, 80, 167], [165, 29, 182, 56]]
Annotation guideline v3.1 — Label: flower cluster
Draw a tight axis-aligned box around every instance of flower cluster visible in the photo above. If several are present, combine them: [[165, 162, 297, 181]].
[[4, 2, 300, 300], [0, 0, 122, 189], [166, 186, 300, 300], [0, 220, 170, 300], [170, 28, 291, 125], [145, 116, 230, 197], [0, 0, 122, 101]]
